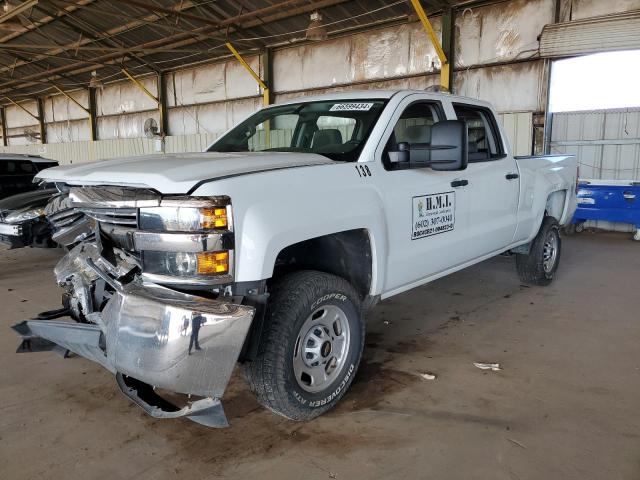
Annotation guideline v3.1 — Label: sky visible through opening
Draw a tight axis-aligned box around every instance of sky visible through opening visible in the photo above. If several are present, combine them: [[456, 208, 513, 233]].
[[549, 50, 640, 112]]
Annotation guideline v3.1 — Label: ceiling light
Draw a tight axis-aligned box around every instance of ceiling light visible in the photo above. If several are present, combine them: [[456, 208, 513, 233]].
[[306, 11, 328, 41], [89, 70, 103, 89]]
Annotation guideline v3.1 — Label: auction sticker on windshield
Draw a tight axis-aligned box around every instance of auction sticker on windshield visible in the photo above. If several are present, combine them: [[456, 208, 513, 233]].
[[329, 103, 373, 112], [412, 192, 455, 240]]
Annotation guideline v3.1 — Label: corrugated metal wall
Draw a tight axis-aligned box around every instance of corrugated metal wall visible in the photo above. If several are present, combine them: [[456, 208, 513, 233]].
[[3, 0, 639, 163], [0, 114, 532, 163], [1, 0, 555, 154], [551, 107, 640, 231]]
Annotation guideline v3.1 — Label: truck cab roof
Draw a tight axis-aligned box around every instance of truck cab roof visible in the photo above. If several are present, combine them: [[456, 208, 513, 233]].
[[275, 89, 494, 110]]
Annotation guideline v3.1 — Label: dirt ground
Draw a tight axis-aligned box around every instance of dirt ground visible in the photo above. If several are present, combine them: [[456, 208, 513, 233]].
[[1, 232, 639, 480]]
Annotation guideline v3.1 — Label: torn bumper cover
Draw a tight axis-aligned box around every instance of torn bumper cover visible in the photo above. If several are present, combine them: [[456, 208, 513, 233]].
[[13, 282, 254, 427]]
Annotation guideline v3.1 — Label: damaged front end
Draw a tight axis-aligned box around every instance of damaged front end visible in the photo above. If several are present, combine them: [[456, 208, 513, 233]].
[[12, 186, 255, 427]]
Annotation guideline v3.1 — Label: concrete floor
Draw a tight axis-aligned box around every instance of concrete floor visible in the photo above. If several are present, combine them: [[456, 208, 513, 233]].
[[1, 232, 639, 480]]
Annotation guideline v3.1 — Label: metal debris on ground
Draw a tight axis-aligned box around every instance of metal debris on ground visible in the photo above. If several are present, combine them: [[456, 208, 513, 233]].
[[473, 362, 502, 371], [507, 438, 527, 449]]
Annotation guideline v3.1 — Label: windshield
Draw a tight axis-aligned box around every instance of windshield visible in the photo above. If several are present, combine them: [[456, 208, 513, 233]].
[[208, 99, 387, 162]]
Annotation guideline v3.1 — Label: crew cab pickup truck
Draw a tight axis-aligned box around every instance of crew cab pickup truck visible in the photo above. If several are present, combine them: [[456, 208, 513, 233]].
[[12, 90, 577, 428]]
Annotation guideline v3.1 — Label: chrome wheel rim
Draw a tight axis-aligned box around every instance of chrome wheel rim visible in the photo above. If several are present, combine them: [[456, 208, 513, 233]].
[[293, 304, 351, 393], [542, 230, 559, 274]]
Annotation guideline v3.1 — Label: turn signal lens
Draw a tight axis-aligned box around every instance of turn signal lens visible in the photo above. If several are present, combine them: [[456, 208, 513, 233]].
[[197, 251, 229, 275], [201, 207, 228, 229]]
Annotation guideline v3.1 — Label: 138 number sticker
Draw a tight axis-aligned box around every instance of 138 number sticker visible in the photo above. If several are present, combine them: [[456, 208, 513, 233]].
[[355, 165, 372, 177]]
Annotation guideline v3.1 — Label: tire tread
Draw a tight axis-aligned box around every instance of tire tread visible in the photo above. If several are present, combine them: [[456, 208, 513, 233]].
[[516, 216, 561, 286], [244, 270, 363, 421]]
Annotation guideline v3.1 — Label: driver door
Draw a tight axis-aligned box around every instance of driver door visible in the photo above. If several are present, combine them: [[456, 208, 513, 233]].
[[374, 96, 474, 295]]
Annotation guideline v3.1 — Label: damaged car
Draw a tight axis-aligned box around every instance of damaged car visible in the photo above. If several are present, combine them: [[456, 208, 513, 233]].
[[0, 187, 57, 249], [0, 186, 93, 250]]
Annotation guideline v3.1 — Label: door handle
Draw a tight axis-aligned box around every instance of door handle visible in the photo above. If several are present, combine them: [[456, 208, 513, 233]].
[[623, 191, 636, 200], [451, 179, 468, 188], [505, 173, 519, 180]]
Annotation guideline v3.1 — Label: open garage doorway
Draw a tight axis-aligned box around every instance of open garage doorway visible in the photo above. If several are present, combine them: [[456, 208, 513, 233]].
[[548, 50, 640, 232], [549, 50, 640, 113], [548, 50, 640, 181]]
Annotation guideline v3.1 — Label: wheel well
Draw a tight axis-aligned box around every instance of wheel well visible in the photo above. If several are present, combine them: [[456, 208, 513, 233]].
[[272, 229, 372, 298], [545, 190, 567, 222]]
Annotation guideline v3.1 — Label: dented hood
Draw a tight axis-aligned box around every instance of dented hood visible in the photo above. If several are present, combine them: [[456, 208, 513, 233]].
[[36, 151, 336, 194]]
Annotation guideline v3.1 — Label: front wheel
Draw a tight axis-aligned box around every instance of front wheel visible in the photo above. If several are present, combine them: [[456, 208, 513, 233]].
[[516, 217, 562, 286], [244, 270, 364, 421]]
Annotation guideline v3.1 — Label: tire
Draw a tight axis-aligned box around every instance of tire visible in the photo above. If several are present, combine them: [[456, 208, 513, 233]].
[[516, 216, 562, 286], [244, 270, 364, 421]]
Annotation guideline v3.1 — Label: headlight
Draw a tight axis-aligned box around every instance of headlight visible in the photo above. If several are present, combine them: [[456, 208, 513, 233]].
[[139, 205, 229, 232], [143, 250, 230, 278], [5, 207, 46, 223]]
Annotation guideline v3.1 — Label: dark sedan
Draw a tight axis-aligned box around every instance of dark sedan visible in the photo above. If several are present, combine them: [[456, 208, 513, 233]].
[[0, 154, 58, 200]]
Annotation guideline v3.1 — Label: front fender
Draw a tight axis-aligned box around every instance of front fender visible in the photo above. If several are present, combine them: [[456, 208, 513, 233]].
[[193, 164, 388, 296]]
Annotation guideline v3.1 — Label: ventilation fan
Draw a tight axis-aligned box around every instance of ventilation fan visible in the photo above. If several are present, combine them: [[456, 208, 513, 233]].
[[143, 117, 159, 138]]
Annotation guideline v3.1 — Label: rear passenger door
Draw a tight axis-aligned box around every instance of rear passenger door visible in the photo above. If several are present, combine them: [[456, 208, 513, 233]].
[[452, 103, 519, 257]]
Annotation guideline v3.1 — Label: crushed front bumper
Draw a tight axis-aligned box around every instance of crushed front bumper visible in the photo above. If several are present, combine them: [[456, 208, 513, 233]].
[[13, 282, 254, 427]]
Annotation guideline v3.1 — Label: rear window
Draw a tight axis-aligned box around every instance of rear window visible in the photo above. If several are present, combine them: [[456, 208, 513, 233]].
[[452, 103, 505, 162], [0, 161, 16, 174]]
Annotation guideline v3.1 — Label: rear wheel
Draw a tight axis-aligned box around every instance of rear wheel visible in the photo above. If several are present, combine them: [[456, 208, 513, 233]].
[[516, 217, 562, 286], [244, 270, 364, 421]]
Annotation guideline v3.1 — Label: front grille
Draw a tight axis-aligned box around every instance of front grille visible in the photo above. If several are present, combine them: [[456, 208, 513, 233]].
[[48, 208, 84, 229], [82, 208, 138, 227]]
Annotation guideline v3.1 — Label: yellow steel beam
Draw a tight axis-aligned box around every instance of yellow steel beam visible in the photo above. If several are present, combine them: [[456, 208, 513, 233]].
[[226, 42, 271, 146], [52, 85, 95, 140], [4, 96, 39, 121], [225, 42, 269, 102], [121, 68, 159, 104], [409, 0, 449, 92], [53, 85, 89, 113]]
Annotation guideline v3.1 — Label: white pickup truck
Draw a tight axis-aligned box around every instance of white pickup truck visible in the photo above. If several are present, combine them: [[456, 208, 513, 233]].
[[13, 90, 577, 428]]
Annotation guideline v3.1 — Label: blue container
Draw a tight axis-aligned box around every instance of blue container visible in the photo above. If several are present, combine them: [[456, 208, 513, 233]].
[[572, 180, 640, 235]]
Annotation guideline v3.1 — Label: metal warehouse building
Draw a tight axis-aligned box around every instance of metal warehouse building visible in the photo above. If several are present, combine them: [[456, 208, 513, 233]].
[[0, 0, 638, 177], [1, 1, 639, 479]]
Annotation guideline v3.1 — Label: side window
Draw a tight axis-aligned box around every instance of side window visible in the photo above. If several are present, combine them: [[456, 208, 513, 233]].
[[383, 102, 442, 170], [18, 161, 36, 173], [452, 104, 503, 162], [5, 161, 16, 174]]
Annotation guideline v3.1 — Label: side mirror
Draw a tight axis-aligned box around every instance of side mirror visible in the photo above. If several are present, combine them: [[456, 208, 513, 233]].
[[388, 141, 410, 164], [430, 120, 468, 171]]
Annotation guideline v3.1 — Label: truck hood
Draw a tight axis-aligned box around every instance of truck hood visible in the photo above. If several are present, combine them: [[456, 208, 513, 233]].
[[36, 151, 337, 193]]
